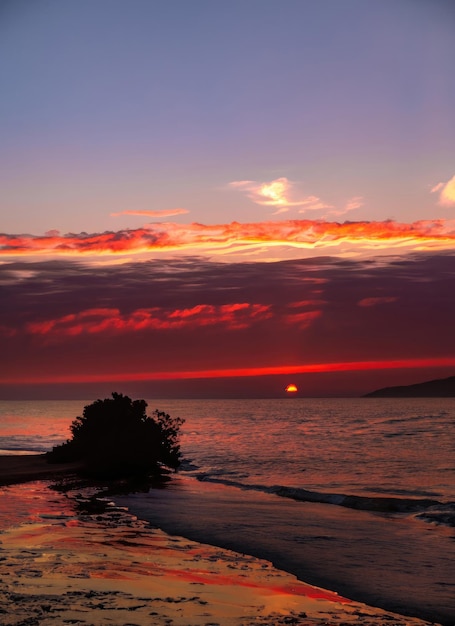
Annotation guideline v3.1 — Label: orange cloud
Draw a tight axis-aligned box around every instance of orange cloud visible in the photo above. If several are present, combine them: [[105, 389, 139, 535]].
[[111, 208, 189, 217], [1, 218, 454, 258], [24, 303, 272, 337]]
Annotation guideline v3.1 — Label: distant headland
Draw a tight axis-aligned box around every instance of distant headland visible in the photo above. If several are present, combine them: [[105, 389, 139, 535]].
[[364, 375, 455, 398]]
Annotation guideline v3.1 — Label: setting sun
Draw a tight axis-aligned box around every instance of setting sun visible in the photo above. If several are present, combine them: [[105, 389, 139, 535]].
[[285, 384, 298, 393]]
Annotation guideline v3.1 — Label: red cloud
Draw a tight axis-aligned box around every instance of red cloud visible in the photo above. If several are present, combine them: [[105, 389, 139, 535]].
[[25, 303, 272, 337], [358, 297, 398, 307], [21, 301, 322, 339], [1, 218, 454, 257], [284, 310, 322, 328], [288, 299, 326, 308]]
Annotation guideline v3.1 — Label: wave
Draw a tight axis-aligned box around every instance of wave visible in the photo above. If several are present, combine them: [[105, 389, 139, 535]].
[[0, 436, 52, 454], [414, 502, 455, 527], [0, 443, 47, 453], [194, 474, 454, 525]]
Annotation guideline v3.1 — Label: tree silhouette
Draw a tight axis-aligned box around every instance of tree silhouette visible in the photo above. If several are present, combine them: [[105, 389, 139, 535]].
[[47, 393, 184, 478]]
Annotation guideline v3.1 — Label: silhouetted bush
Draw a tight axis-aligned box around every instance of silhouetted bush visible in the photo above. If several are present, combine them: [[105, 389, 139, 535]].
[[47, 393, 183, 478]]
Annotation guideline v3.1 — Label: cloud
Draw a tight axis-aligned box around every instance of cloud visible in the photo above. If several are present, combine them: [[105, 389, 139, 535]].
[[230, 178, 367, 217], [358, 296, 398, 307], [319, 196, 365, 219], [297, 196, 333, 212], [1, 252, 454, 387], [345, 197, 364, 212], [431, 175, 455, 206], [230, 177, 332, 212], [111, 208, 190, 217], [230, 178, 367, 218], [283, 309, 322, 328], [25, 303, 273, 337], [288, 299, 327, 308], [341, 196, 365, 215], [1, 218, 454, 259]]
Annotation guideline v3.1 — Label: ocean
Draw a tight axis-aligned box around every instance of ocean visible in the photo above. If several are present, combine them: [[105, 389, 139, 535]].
[[0, 397, 454, 623]]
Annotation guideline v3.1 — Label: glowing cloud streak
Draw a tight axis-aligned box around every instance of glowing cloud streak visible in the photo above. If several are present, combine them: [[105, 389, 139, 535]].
[[1, 219, 454, 259], [3, 357, 455, 385]]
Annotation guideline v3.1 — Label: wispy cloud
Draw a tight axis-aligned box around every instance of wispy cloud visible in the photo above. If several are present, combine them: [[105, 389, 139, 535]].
[[111, 208, 190, 217], [230, 178, 366, 217], [345, 197, 364, 212], [431, 174, 455, 206], [283, 309, 322, 328], [297, 196, 333, 212], [230, 177, 332, 213], [312, 196, 365, 219], [336, 196, 365, 216], [358, 296, 398, 307], [1, 218, 454, 259]]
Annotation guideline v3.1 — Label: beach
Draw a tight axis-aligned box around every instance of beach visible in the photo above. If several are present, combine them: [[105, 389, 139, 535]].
[[0, 455, 446, 626]]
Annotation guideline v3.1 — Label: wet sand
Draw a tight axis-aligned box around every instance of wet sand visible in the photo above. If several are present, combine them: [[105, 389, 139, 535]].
[[0, 455, 446, 625]]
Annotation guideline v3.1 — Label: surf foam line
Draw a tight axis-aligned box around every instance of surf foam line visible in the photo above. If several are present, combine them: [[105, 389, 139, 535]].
[[195, 474, 455, 519]]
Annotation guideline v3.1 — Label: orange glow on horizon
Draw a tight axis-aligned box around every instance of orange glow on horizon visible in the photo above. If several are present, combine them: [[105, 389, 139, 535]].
[[3, 357, 455, 385]]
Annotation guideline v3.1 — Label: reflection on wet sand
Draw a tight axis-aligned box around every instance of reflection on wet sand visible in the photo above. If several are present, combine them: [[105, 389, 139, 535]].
[[0, 479, 441, 626]]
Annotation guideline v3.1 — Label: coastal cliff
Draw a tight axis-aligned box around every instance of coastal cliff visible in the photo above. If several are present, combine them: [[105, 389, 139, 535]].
[[364, 376, 455, 398]]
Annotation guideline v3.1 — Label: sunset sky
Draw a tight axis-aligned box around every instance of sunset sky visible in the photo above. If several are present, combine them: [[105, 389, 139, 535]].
[[1, 0, 454, 398]]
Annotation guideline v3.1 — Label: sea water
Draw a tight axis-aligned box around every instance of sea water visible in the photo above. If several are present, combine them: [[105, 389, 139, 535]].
[[0, 397, 454, 623], [1, 397, 452, 503]]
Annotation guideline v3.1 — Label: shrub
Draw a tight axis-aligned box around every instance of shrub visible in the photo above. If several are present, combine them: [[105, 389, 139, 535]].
[[47, 392, 183, 478]]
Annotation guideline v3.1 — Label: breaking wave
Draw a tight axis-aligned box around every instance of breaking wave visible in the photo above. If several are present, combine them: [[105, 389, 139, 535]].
[[194, 473, 455, 526]]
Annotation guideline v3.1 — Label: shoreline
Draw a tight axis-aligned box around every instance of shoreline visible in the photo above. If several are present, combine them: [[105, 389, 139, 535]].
[[0, 455, 447, 625], [116, 474, 455, 626]]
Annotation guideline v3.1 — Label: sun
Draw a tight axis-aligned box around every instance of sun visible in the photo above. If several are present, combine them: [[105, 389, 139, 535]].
[[285, 383, 298, 393]]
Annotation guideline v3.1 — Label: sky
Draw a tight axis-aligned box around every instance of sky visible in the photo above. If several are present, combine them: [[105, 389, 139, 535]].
[[1, 0, 455, 399]]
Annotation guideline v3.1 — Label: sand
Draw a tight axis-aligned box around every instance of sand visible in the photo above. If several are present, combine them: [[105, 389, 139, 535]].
[[0, 456, 442, 626]]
